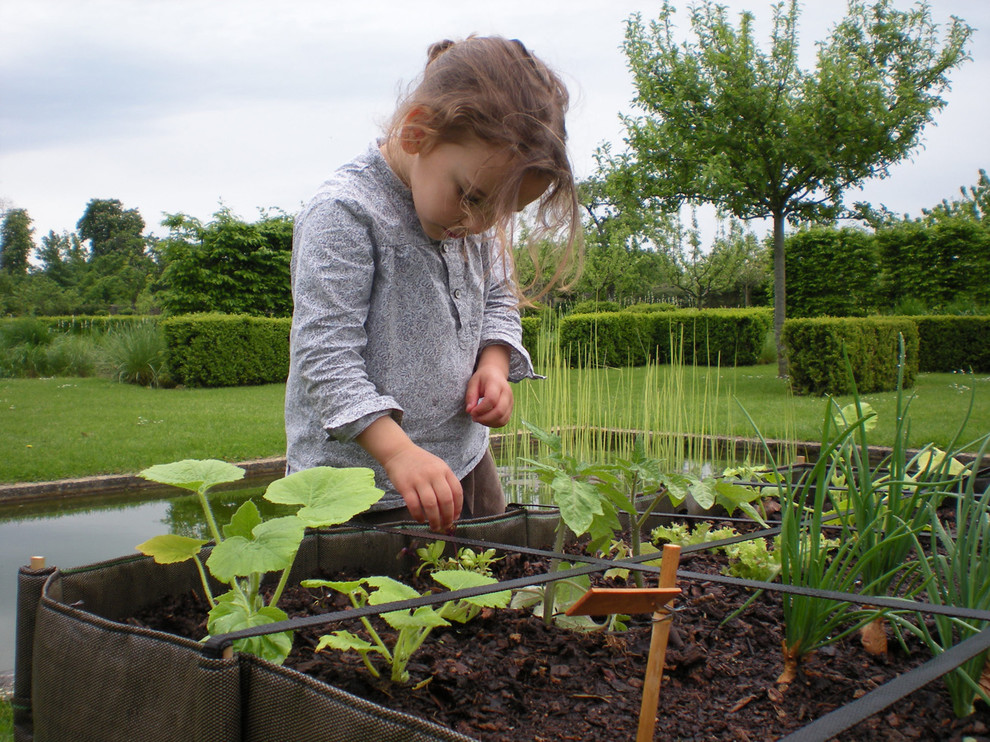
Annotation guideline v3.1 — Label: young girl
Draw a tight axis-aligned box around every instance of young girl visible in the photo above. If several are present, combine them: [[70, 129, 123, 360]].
[[285, 36, 581, 532]]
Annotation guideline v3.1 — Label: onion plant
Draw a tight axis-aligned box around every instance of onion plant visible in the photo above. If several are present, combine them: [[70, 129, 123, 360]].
[[769, 405, 917, 683], [888, 437, 990, 718], [827, 339, 972, 654], [740, 395, 909, 683]]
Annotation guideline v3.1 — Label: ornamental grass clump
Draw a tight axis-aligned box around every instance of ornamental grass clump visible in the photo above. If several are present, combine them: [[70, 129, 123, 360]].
[[136, 458, 384, 665], [99, 321, 168, 387]]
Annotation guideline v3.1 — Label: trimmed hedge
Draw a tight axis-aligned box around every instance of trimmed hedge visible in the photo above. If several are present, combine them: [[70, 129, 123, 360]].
[[161, 313, 291, 387], [557, 308, 771, 368], [783, 317, 919, 396], [521, 316, 541, 357], [914, 315, 990, 373]]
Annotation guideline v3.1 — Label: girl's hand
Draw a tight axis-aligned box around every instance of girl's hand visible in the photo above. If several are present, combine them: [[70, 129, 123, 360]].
[[357, 416, 463, 531], [466, 345, 513, 428], [382, 445, 463, 532]]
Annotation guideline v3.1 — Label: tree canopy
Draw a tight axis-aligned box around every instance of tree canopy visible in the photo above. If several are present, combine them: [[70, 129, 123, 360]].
[[0, 208, 34, 275], [77, 198, 147, 260], [607, 0, 972, 374], [156, 208, 293, 317]]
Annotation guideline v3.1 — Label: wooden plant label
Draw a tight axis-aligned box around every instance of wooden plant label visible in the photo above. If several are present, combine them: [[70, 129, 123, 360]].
[[565, 587, 680, 617]]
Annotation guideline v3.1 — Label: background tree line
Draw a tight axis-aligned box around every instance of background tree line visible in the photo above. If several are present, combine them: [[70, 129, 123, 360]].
[[3, 174, 986, 321]]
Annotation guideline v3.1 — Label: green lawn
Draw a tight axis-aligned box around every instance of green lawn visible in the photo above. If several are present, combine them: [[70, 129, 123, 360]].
[[1, 365, 988, 484]]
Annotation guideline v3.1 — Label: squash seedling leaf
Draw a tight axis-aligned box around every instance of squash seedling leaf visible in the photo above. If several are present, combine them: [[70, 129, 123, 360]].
[[136, 534, 208, 563], [432, 570, 511, 608], [139, 459, 245, 493], [365, 575, 420, 603], [316, 631, 375, 654], [264, 466, 384, 527], [301, 578, 367, 594], [207, 516, 306, 581], [223, 499, 262, 540], [208, 597, 292, 664]]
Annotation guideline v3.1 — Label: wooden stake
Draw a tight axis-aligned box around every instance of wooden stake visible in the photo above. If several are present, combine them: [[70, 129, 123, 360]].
[[637, 544, 681, 742], [30, 555, 46, 570]]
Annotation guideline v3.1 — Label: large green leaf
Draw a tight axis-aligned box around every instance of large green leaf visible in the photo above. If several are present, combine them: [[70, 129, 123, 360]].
[[206, 516, 305, 581], [139, 459, 245, 492], [264, 466, 384, 527], [135, 534, 207, 564], [432, 570, 511, 608], [207, 595, 292, 664], [551, 471, 603, 536]]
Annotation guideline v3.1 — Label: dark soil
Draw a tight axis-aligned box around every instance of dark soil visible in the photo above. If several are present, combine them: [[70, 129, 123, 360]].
[[132, 534, 990, 742]]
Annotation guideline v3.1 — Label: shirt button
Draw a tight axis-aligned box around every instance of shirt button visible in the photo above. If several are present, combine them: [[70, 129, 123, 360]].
[[453, 289, 462, 299]]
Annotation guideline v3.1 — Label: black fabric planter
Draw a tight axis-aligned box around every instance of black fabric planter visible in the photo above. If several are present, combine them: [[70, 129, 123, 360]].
[[13, 508, 559, 742]]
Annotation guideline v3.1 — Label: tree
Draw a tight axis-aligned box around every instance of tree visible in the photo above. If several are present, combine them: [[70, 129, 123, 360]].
[[36, 230, 86, 287], [1, 208, 34, 275], [77, 198, 147, 260], [156, 208, 293, 316], [922, 169, 990, 224], [667, 211, 762, 309], [611, 0, 972, 374]]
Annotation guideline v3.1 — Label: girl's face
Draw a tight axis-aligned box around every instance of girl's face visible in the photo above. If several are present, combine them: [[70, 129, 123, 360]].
[[394, 134, 549, 242]]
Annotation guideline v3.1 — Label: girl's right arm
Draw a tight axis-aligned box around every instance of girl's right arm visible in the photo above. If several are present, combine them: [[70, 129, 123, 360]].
[[357, 416, 463, 532]]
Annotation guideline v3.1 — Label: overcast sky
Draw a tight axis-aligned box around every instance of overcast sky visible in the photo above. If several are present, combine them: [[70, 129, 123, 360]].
[[1, 0, 987, 247]]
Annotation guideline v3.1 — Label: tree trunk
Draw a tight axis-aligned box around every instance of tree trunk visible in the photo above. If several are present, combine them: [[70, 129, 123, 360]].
[[772, 212, 787, 378]]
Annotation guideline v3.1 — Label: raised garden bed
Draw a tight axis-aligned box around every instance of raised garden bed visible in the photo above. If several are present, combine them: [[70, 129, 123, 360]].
[[14, 507, 990, 741]]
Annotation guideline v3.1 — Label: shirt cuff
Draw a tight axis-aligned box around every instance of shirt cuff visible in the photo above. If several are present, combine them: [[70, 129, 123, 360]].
[[327, 407, 403, 442], [480, 336, 542, 382]]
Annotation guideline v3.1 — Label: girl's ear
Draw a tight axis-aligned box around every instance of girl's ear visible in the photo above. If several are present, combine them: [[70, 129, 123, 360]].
[[399, 107, 432, 155]]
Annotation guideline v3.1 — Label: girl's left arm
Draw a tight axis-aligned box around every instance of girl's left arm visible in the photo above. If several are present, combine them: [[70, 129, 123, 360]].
[[477, 245, 538, 384], [465, 344, 513, 428]]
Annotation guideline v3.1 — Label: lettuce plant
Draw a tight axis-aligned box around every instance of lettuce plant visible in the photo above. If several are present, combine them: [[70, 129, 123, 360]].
[[136, 458, 384, 665], [302, 570, 511, 684]]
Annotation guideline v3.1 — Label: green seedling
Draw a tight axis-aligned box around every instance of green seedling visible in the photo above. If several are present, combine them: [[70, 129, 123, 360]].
[[509, 563, 611, 631], [303, 570, 511, 684], [520, 420, 737, 623], [136, 459, 384, 665], [414, 540, 502, 578]]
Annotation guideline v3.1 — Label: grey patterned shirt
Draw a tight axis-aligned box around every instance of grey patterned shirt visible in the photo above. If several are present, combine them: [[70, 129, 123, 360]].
[[284, 143, 537, 508]]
